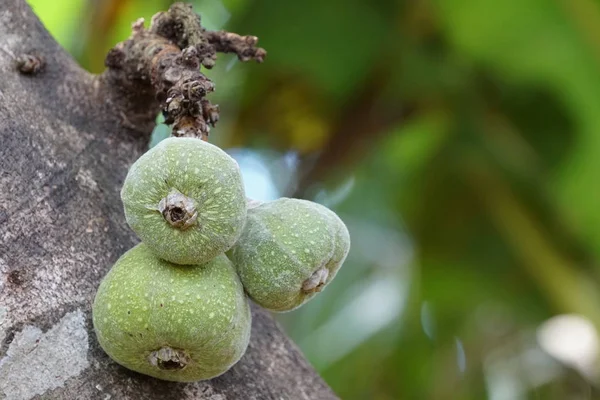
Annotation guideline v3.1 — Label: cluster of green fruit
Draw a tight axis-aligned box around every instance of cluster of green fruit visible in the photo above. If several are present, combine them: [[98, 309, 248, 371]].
[[92, 137, 350, 382]]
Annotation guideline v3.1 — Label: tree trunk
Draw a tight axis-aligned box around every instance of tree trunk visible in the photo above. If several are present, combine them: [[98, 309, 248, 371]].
[[0, 1, 336, 399]]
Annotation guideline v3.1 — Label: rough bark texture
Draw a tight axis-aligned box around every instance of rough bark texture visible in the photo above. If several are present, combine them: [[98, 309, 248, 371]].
[[0, 1, 337, 399]]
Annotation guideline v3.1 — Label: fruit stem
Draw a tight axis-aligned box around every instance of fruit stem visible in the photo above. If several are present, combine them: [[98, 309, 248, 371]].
[[148, 346, 190, 370], [302, 267, 329, 293], [158, 189, 198, 230]]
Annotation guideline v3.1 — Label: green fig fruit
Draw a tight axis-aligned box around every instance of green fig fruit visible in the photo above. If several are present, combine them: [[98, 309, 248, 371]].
[[227, 198, 350, 312], [121, 137, 247, 265], [92, 243, 251, 382]]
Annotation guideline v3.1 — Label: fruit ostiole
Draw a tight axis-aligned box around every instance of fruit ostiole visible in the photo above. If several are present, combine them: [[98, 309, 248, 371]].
[[148, 346, 190, 371], [302, 266, 330, 293], [158, 189, 198, 230]]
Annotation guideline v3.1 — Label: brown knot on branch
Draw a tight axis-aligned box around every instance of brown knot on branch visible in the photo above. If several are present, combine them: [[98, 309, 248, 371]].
[[100, 2, 266, 140]]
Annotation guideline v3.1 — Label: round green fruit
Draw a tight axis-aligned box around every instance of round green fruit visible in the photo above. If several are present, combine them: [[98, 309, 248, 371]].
[[121, 137, 247, 265], [92, 243, 251, 382], [227, 198, 350, 312]]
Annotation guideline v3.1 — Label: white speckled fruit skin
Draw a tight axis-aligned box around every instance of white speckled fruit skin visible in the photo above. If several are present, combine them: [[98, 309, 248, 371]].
[[228, 198, 350, 312], [92, 244, 251, 382], [121, 137, 247, 265]]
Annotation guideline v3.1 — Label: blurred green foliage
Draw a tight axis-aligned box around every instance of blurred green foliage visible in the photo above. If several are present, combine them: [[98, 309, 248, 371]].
[[27, 0, 600, 398]]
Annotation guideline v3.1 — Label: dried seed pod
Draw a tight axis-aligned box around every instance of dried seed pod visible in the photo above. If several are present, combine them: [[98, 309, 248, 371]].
[[121, 137, 246, 265], [92, 243, 251, 382], [228, 198, 350, 312]]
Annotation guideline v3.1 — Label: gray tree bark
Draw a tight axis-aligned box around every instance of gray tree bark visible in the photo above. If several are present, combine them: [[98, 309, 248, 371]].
[[0, 1, 337, 399]]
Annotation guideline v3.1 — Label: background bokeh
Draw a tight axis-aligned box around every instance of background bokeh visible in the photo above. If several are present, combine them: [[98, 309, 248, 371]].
[[26, 0, 600, 398]]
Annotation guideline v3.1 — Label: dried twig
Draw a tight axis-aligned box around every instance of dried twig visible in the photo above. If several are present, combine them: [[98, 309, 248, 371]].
[[101, 2, 266, 139]]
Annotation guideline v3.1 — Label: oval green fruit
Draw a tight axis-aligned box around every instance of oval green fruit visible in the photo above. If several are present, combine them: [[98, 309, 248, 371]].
[[228, 198, 350, 312], [121, 137, 246, 265], [92, 243, 251, 382]]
